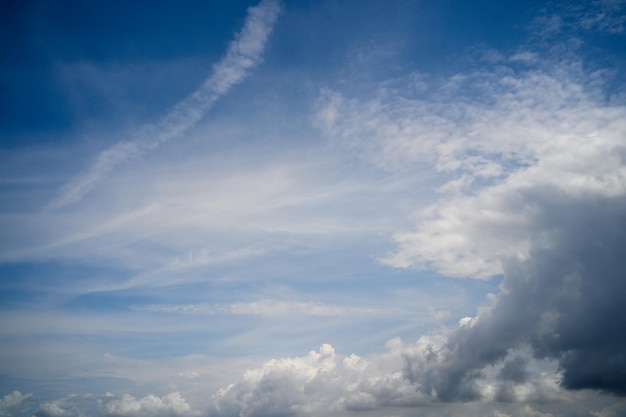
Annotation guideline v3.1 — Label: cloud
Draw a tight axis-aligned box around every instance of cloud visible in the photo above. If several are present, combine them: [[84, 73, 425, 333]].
[[0, 391, 32, 416], [99, 392, 196, 417], [132, 300, 383, 317], [48, 0, 280, 209], [208, 342, 426, 417], [389, 79, 626, 398], [205, 340, 574, 416], [35, 396, 81, 417], [314, 18, 626, 400]]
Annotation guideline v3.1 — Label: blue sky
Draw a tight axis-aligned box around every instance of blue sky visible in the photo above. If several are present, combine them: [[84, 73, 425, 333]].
[[1, 1, 626, 416]]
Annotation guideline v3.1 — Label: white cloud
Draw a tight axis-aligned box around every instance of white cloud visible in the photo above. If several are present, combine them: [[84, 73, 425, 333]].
[[0, 391, 31, 416], [205, 338, 578, 416], [316, 62, 626, 279], [38, 396, 81, 417], [49, 0, 280, 209], [380, 78, 626, 277], [3, 146, 419, 275], [208, 342, 426, 417], [310, 13, 626, 403], [132, 300, 383, 317], [100, 392, 196, 417]]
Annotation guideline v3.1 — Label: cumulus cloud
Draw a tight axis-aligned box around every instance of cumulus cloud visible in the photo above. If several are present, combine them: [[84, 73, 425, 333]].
[[492, 406, 557, 417], [314, 18, 626, 400], [386, 77, 626, 399], [194, 3, 626, 411], [99, 392, 196, 417], [36, 396, 81, 417], [0, 391, 32, 416], [204, 340, 573, 416], [49, 0, 280, 209], [1, 392, 198, 417], [208, 342, 426, 417]]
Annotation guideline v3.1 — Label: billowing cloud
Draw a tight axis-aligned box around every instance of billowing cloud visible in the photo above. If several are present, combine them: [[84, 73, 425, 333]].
[[317, 63, 626, 279], [36, 396, 81, 417], [49, 0, 280, 209], [208, 342, 425, 417], [384, 75, 626, 399], [204, 340, 571, 416], [314, 14, 626, 401], [0, 392, 199, 417], [99, 392, 196, 417], [0, 391, 32, 416]]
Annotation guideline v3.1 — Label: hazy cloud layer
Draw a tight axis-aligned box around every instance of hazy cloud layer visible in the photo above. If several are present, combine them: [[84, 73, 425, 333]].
[[208, 342, 422, 417], [133, 300, 383, 317]]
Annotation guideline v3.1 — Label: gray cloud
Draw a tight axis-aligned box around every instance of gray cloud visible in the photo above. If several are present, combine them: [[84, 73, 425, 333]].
[[315, 7, 626, 401], [399, 194, 626, 401], [207, 342, 426, 417]]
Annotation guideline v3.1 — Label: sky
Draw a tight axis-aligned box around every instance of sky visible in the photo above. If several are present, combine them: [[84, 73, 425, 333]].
[[1, 0, 626, 416]]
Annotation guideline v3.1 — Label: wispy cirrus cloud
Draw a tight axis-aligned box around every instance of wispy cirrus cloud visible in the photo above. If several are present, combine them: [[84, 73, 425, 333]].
[[132, 299, 384, 317], [48, 0, 280, 209]]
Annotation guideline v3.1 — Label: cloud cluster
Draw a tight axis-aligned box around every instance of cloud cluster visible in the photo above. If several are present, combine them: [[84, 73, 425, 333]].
[[317, 62, 626, 276], [316, 34, 626, 404], [208, 342, 425, 417], [99, 392, 195, 417], [0, 391, 31, 416], [204, 339, 572, 417], [22, 392, 197, 417]]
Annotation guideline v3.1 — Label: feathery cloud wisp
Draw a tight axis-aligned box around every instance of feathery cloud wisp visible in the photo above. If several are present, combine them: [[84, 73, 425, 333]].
[[49, 0, 280, 209]]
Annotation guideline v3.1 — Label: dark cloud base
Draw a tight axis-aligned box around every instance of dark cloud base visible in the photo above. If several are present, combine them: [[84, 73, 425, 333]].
[[403, 195, 626, 401]]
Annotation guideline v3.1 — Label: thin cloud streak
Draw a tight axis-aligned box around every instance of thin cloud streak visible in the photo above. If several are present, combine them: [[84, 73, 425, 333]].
[[48, 0, 280, 209], [132, 300, 385, 317]]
